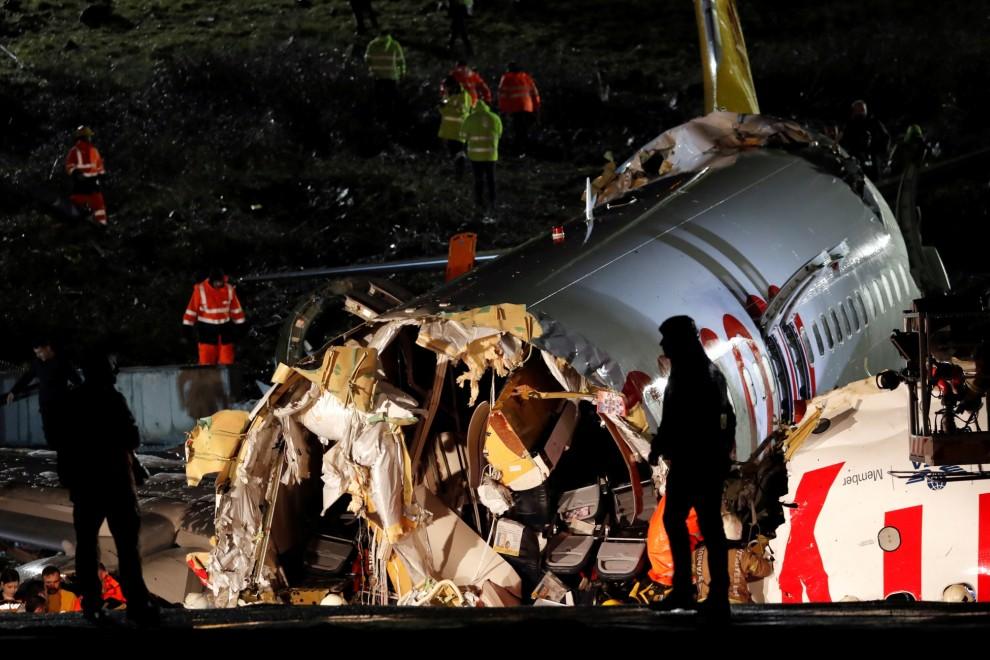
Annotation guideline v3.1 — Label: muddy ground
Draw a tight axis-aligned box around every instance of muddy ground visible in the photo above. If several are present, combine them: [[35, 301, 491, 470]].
[[1, 0, 988, 385]]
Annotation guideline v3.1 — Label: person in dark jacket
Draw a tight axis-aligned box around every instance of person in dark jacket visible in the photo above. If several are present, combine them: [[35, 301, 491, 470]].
[[447, 0, 473, 57], [4, 337, 80, 452], [649, 315, 733, 619], [64, 354, 157, 625], [840, 100, 890, 181], [348, 0, 379, 34]]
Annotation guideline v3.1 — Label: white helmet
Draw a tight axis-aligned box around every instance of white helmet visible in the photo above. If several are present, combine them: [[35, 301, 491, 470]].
[[942, 583, 976, 603]]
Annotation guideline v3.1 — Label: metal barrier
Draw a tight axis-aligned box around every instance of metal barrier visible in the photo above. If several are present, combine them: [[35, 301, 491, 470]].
[[0, 365, 242, 448]]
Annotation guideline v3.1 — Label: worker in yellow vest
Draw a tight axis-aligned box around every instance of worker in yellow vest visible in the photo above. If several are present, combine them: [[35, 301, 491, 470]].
[[438, 76, 471, 179], [460, 99, 502, 217], [364, 31, 406, 128]]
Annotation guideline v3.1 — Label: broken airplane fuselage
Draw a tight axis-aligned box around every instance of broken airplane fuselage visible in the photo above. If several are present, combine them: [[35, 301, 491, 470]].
[[192, 113, 931, 607]]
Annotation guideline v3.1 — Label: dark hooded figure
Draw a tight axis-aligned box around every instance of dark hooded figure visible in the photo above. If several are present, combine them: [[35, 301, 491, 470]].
[[65, 354, 157, 625], [4, 336, 81, 452], [649, 315, 733, 619]]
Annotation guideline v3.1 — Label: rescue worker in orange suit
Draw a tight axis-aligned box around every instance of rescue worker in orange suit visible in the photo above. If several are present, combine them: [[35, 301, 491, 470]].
[[497, 62, 540, 155], [649, 315, 733, 620], [97, 563, 126, 608], [65, 126, 108, 226], [182, 268, 247, 365], [646, 495, 702, 588], [448, 60, 491, 106]]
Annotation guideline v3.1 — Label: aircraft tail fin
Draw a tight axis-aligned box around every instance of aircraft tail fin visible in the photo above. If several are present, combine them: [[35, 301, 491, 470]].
[[694, 0, 760, 114]]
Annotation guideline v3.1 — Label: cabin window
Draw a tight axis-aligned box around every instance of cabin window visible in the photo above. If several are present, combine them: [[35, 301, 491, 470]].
[[812, 322, 825, 356], [838, 302, 852, 337], [881, 274, 894, 309], [855, 291, 869, 326], [819, 314, 834, 349], [783, 324, 811, 399], [898, 263, 912, 297], [846, 296, 860, 331], [862, 286, 876, 319], [872, 281, 886, 314], [889, 269, 902, 302], [765, 337, 792, 421], [797, 323, 815, 363], [831, 309, 844, 343]]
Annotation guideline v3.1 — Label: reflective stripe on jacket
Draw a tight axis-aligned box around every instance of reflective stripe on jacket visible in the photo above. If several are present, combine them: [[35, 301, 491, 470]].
[[450, 65, 491, 105], [183, 279, 246, 326], [102, 574, 126, 603], [460, 101, 502, 162], [438, 88, 472, 141], [365, 35, 406, 81], [65, 140, 105, 178], [498, 71, 540, 114]]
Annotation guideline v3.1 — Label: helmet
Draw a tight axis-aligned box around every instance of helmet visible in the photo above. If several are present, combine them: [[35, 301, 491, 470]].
[[75, 125, 95, 139], [942, 583, 976, 602]]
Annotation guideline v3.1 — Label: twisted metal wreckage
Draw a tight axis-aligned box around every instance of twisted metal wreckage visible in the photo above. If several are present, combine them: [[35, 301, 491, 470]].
[[184, 114, 821, 608]]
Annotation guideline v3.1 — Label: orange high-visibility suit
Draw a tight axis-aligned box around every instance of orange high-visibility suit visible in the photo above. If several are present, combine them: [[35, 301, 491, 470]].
[[647, 495, 702, 585], [182, 278, 246, 365], [449, 64, 491, 105], [497, 70, 540, 114], [65, 139, 108, 225]]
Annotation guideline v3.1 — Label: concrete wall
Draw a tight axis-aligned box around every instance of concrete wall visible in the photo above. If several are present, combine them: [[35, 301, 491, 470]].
[[0, 365, 241, 448]]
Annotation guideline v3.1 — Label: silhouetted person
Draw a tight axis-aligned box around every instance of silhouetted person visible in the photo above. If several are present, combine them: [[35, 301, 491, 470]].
[[63, 354, 157, 625], [840, 100, 889, 181], [887, 124, 930, 176], [447, 0, 473, 57], [649, 316, 733, 620], [4, 336, 81, 453], [348, 0, 379, 34]]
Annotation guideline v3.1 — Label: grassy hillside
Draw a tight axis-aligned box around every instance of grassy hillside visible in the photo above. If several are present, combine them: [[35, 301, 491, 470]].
[[0, 0, 986, 377]]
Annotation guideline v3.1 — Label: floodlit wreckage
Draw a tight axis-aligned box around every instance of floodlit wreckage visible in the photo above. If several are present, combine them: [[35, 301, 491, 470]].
[[184, 114, 831, 609], [188, 304, 660, 607], [186, 302, 790, 608]]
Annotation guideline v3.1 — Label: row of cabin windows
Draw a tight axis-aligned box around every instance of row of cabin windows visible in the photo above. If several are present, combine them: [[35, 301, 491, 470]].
[[807, 266, 912, 359]]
